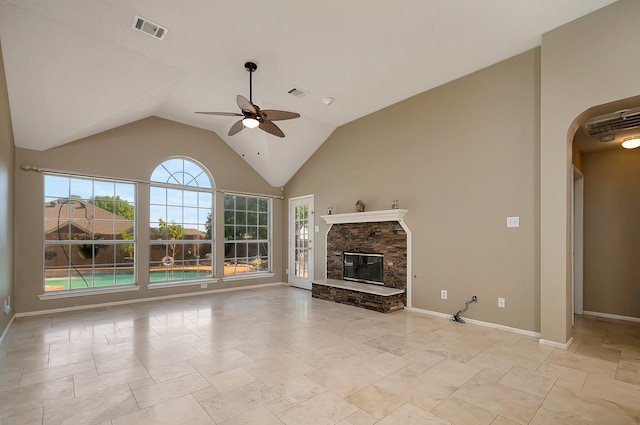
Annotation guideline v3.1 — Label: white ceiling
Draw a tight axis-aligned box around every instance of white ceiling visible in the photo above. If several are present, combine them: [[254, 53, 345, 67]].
[[0, 0, 617, 186]]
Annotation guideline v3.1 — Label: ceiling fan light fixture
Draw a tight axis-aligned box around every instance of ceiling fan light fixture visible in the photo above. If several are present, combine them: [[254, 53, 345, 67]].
[[242, 117, 259, 129], [621, 137, 640, 149]]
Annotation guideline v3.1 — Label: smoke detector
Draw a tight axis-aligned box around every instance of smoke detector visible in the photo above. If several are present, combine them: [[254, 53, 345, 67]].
[[132, 15, 168, 40]]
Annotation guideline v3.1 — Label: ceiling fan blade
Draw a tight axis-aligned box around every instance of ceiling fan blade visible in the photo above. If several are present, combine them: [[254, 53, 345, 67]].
[[260, 110, 300, 121], [228, 120, 244, 136], [259, 120, 285, 138], [237, 95, 257, 114], [196, 111, 243, 117]]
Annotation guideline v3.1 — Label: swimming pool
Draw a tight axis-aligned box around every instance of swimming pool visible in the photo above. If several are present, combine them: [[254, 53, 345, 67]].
[[44, 269, 212, 291]]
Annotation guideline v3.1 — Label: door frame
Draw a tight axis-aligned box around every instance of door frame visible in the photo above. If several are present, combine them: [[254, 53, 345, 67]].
[[288, 194, 314, 289], [572, 166, 584, 318]]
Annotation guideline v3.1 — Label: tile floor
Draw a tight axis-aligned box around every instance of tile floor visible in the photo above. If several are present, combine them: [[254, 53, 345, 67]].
[[1, 286, 639, 425]]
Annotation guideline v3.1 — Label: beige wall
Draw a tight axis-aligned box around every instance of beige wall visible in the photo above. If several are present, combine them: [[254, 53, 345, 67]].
[[14, 117, 283, 313], [0, 40, 15, 336], [582, 148, 640, 318], [540, 0, 640, 343], [286, 49, 541, 332]]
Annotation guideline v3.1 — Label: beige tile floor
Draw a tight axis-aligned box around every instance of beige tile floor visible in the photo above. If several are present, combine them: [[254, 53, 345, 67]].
[[1, 286, 639, 425]]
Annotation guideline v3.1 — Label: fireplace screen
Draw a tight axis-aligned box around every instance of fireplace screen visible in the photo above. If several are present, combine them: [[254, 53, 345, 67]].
[[343, 251, 384, 285]]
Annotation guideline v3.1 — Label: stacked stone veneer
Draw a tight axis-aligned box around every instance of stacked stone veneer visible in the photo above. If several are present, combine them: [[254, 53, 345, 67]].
[[311, 284, 405, 313], [318, 221, 407, 310]]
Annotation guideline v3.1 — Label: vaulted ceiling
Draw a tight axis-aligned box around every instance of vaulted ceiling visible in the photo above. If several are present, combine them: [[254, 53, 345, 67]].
[[0, 0, 617, 186]]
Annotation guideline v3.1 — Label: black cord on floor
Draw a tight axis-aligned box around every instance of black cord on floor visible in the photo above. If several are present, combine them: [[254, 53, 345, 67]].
[[451, 296, 477, 323]]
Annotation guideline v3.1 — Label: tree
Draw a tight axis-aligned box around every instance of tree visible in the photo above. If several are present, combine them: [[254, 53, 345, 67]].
[[120, 230, 134, 259], [205, 212, 212, 239], [158, 218, 183, 260], [90, 196, 134, 220]]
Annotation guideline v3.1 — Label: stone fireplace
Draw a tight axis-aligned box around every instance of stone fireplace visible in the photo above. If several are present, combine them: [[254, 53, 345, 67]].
[[312, 209, 410, 313]]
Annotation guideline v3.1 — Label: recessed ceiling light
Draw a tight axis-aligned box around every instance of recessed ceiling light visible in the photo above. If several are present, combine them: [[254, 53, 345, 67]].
[[321, 97, 335, 105], [599, 134, 615, 142], [622, 137, 640, 149]]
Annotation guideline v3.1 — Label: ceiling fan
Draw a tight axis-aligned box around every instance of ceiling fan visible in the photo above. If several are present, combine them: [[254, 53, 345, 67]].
[[196, 62, 300, 138]]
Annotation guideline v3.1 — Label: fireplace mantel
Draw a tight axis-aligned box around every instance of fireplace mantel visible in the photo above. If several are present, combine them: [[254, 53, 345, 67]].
[[320, 209, 407, 224]]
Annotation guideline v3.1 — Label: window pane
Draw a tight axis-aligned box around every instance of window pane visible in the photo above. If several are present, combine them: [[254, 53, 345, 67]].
[[183, 191, 198, 207], [235, 211, 246, 226], [166, 207, 183, 224], [69, 178, 92, 199], [44, 175, 69, 198], [150, 186, 166, 205], [167, 189, 183, 206], [93, 180, 114, 197], [199, 192, 212, 208], [235, 196, 246, 211]]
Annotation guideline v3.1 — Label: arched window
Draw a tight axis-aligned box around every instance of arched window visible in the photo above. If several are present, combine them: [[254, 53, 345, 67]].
[[149, 158, 214, 283]]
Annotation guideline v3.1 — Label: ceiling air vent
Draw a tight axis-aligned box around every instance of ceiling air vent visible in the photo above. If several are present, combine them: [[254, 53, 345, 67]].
[[132, 15, 167, 40], [288, 88, 306, 97], [581, 107, 640, 137]]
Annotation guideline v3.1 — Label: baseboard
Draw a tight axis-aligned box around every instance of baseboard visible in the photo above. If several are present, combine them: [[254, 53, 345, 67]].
[[403, 306, 541, 339], [0, 314, 16, 345], [15, 282, 288, 318], [539, 337, 574, 350], [582, 310, 640, 323]]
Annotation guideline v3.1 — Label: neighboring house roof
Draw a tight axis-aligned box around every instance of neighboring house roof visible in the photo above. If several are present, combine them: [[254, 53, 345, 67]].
[[44, 199, 133, 237], [45, 199, 208, 240]]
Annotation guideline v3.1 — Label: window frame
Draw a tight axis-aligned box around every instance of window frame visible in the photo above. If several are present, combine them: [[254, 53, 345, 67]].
[[42, 173, 137, 294], [149, 157, 215, 286], [223, 193, 273, 278]]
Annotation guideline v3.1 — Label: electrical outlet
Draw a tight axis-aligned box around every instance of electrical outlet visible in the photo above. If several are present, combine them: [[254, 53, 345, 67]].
[[200, 283, 207, 289], [471, 295, 478, 303], [506, 216, 520, 228], [441, 289, 448, 300], [3, 298, 10, 315], [498, 297, 505, 308]]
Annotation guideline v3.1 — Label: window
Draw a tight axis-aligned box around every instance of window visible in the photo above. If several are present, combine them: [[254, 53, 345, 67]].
[[150, 158, 214, 283], [43, 174, 136, 292], [224, 194, 271, 275]]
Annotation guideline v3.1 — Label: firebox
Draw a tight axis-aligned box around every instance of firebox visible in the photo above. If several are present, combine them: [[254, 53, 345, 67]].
[[343, 251, 384, 285]]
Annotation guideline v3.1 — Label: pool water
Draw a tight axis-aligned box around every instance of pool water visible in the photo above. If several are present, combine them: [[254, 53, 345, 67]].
[[44, 269, 211, 291]]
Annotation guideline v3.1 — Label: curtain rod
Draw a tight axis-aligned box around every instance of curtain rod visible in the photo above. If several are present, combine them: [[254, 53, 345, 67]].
[[20, 164, 284, 200]]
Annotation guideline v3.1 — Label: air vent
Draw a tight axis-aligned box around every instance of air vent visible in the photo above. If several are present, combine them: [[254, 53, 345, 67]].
[[288, 88, 306, 97], [581, 107, 640, 137], [132, 15, 167, 40]]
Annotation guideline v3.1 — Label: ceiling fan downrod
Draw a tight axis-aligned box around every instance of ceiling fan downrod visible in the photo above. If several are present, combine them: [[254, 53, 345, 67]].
[[245, 62, 257, 103]]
